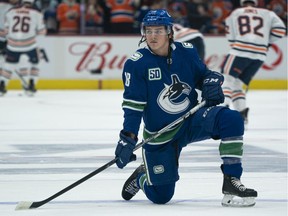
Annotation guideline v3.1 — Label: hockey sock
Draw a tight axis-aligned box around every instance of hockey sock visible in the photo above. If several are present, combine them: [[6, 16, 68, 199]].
[[219, 133, 244, 179], [220, 138, 243, 179], [221, 160, 243, 179], [137, 173, 147, 191]]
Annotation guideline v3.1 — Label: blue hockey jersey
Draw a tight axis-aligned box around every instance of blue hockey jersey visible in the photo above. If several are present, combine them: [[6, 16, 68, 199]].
[[121, 42, 212, 144]]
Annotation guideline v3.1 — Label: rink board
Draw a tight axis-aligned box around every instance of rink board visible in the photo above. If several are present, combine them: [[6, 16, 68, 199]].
[[7, 79, 288, 90], [5, 35, 287, 90]]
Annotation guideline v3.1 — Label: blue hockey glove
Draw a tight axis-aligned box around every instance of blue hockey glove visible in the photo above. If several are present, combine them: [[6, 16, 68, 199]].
[[115, 130, 137, 169], [201, 72, 224, 107]]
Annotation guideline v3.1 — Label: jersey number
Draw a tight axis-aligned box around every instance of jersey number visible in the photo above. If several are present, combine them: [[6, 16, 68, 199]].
[[237, 16, 264, 37], [124, 72, 131, 87], [12, 16, 31, 33]]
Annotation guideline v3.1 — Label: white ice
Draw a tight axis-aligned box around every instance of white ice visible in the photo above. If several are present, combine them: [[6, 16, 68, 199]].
[[0, 90, 287, 216]]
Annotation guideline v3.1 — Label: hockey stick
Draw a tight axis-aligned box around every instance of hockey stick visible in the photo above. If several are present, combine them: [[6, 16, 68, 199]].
[[13, 69, 29, 90], [15, 101, 206, 210]]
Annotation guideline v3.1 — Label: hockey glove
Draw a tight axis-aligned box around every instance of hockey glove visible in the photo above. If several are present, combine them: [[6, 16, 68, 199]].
[[201, 72, 224, 107], [115, 130, 137, 169]]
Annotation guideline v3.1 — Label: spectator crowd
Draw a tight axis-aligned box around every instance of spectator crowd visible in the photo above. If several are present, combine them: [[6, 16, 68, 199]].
[[3, 0, 288, 35]]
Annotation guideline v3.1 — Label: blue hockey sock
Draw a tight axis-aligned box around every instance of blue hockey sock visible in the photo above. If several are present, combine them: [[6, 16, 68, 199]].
[[221, 161, 243, 179]]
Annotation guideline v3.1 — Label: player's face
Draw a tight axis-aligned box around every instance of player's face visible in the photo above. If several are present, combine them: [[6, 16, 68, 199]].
[[145, 26, 170, 56]]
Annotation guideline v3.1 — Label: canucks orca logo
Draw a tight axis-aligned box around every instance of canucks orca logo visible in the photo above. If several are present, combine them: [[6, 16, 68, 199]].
[[157, 75, 191, 114]]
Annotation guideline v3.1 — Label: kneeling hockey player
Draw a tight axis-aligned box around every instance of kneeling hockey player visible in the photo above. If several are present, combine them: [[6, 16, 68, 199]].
[[114, 9, 257, 207]]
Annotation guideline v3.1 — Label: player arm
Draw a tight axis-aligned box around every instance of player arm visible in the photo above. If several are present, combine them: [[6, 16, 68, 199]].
[[121, 59, 147, 137], [224, 15, 235, 43], [37, 13, 47, 36], [190, 48, 224, 106], [269, 12, 286, 44], [0, 18, 6, 41], [2, 14, 9, 38]]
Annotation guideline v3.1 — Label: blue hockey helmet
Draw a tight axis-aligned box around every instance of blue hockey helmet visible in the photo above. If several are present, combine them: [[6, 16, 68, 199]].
[[141, 9, 173, 35]]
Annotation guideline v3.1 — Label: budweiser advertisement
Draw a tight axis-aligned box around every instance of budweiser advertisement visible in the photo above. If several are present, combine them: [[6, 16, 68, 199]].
[[36, 36, 287, 80]]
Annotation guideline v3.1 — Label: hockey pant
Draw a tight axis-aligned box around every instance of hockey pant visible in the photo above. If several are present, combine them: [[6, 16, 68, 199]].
[[138, 106, 244, 204], [141, 142, 180, 204]]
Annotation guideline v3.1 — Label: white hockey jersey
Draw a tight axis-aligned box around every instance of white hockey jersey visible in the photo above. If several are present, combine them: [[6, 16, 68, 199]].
[[0, 2, 14, 42], [173, 23, 203, 42], [225, 6, 286, 61], [4, 5, 46, 52]]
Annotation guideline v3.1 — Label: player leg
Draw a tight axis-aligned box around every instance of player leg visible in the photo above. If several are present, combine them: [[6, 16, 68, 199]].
[[25, 48, 40, 96], [17, 67, 30, 89], [1, 49, 21, 96], [183, 106, 257, 207], [0, 41, 7, 76], [230, 78, 248, 124], [0, 41, 8, 96], [216, 109, 257, 206], [233, 59, 263, 124], [221, 54, 236, 107], [122, 142, 181, 204]]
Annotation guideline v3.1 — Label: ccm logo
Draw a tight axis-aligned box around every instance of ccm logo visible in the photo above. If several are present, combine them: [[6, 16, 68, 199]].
[[203, 78, 219, 84]]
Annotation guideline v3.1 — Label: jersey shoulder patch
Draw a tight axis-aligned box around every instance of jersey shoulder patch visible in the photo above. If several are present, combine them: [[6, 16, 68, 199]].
[[129, 51, 143, 61], [181, 42, 193, 48]]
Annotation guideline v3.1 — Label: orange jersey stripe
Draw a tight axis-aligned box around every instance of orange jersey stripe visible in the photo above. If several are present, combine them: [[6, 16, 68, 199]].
[[232, 43, 267, 52], [271, 29, 286, 36], [8, 38, 36, 47]]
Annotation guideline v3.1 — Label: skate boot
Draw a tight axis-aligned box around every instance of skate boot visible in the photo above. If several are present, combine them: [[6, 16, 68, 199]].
[[239, 108, 249, 125], [25, 79, 37, 96], [0, 80, 7, 96], [122, 163, 145, 201], [222, 174, 257, 207]]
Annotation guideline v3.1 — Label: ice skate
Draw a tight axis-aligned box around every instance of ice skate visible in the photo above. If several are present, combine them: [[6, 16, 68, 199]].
[[0, 80, 7, 96], [222, 174, 257, 207], [24, 79, 37, 97], [239, 108, 249, 125], [122, 164, 145, 201]]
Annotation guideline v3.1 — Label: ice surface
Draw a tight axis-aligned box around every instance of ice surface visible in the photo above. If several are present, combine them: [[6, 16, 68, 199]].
[[0, 90, 287, 216]]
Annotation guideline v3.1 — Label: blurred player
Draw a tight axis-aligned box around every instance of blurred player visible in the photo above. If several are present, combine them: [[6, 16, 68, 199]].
[[220, 0, 286, 124], [0, 0, 46, 96], [0, 0, 19, 95], [173, 23, 205, 61]]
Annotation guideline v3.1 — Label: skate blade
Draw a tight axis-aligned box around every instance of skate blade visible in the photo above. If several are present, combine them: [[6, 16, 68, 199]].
[[221, 195, 256, 207], [24, 91, 35, 97]]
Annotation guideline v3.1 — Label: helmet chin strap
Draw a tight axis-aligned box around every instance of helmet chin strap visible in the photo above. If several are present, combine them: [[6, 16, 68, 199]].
[[138, 36, 146, 47], [167, 28, 174, 66], [167, 37, 173, 66]]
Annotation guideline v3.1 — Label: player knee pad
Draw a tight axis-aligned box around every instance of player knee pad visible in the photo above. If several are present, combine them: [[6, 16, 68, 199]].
[[222, 74, 237, 89], [1, 63, 15, 79], [145, 183, 175, 204], [19, 68, 29, 76], [233, 78, 243, 89], [222, 74, 237, 106], [30, 66, 39, 76], [216, 109, 244, 139], [143, 143, 179, 186]]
